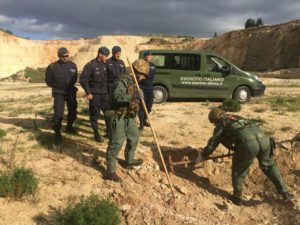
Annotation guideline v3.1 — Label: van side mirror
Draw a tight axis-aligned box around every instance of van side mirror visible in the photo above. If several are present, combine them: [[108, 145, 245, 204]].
[[220, 65, 231, 74]]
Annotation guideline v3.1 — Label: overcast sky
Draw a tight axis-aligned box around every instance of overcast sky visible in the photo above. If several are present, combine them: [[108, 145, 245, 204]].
[[0, 0, 299, 40]]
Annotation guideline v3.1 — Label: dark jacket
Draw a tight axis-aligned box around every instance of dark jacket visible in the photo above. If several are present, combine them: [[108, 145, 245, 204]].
[[106, 57, 126, 87], [139, 62, 156, 90], [80, 58, 108, 95], [45, 60, 78, 94]]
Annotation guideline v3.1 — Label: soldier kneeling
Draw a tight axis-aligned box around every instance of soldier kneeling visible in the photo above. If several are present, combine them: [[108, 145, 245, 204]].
[[196, 108, 293, 205]]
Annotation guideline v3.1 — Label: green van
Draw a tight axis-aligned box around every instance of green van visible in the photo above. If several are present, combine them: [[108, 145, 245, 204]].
[[139, 50, 265, 103]]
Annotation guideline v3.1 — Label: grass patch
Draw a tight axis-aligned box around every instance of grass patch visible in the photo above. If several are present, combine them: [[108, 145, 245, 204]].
[[253, 107, 266, 113], [268, 96, 300, 112], [220, 99, 241, 112], [53, 194, 120, 225], [0, 167, 38, 199]]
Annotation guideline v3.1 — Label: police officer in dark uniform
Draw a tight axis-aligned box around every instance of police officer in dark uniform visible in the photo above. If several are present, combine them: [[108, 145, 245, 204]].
[[80, 47, 111, 142], [138, 51, 156, 131], [106, 46, 126, 97], [45, 47, 78, 145]]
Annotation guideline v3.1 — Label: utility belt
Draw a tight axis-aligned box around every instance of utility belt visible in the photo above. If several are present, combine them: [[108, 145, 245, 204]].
[[115, 108, 136, 119]]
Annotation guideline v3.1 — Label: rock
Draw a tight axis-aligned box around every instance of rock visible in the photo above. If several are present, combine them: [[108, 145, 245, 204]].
[[175, 185, 188, 195], [160, 184, 167, 190], [244, 194, 251, 201], [120, 204, 131, 212], [154, 164, 160, 171], [160, 177, 169, 185]]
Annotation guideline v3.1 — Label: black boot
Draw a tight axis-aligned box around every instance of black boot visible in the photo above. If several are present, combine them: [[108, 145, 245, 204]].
[[229, 195, 243, 206], [126, 159, 144, 169], [54, 132, 63, 145], [105, 172, 122, 183], [66, 125, 77, 134], [281, 192, 293, 202]]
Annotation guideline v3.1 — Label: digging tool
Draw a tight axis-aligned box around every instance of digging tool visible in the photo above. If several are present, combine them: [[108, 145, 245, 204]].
[[127, 57, 176, 201], [169, 153, 234, 167]]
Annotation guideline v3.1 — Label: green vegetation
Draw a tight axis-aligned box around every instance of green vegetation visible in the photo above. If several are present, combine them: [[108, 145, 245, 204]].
[[253, 107, 266, 113], [268, 96, 300, 112], [0, 168, 38, 199], [158, 38, 171, 45], [220, 99, 241, 112], [53, 194, 120, 225], [24, 67, 47, 83], [0, 129, 7, 140], [245, 17, 264, 29]]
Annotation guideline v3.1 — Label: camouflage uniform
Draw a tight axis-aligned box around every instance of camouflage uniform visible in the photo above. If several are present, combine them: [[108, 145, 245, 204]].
[[106, 60, 150, 178], [203, 109, 288, 201]]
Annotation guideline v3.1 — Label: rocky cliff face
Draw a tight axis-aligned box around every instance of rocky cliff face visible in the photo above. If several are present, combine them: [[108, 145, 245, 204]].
[[203, 20, 300, 71], [0, 32, 206, 79]]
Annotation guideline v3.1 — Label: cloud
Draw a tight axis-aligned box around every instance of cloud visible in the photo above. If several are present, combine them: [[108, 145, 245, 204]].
[[0, 14, 64, 36], [0, 0, 299, 39]]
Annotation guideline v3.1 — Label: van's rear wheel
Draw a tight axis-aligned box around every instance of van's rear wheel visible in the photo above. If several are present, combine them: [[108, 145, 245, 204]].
[[233, 86, 251, 103], [153, 86, 168, 104]]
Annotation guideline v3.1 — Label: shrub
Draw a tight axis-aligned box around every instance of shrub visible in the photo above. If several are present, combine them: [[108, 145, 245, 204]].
[[220, 99, 241, 112], [54, 194, 120, 225], [0, 172, 12, 197], [0, 168, 38, 198], [245, 18, 256, 29], [24, 67, 47, 83]]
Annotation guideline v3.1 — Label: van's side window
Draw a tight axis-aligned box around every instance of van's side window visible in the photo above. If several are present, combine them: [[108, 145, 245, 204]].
[[207, 55, 229, 72], [152, 55, 167, 68], [171, 54, 200, 71]]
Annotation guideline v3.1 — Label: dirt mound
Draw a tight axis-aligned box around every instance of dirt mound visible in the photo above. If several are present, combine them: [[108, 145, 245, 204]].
[[203, 19, 300, 71]]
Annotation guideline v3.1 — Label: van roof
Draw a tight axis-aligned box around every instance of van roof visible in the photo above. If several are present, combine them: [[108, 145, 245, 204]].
[[139, 49, 214, 54]]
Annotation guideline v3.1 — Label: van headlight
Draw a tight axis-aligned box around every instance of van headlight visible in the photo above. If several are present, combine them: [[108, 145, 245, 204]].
[[254, 75, 262, 82]]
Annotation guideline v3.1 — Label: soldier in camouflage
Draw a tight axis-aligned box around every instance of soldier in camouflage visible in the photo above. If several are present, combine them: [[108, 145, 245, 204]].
[[196, 108, 292, 205], [105, 59, 150, 182]]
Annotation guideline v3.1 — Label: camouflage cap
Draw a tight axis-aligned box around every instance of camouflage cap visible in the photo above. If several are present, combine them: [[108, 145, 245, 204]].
[[208, 108, 226, 123], [132, 59, 150, 75]]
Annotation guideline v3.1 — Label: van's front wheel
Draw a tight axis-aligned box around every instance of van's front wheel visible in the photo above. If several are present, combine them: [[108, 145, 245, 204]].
[[153, 86, 168, 104], [233, 86, 251, 103]]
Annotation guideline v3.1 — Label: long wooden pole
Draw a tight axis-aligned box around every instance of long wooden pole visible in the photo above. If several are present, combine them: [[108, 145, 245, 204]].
[[127, 58, 176, 200]]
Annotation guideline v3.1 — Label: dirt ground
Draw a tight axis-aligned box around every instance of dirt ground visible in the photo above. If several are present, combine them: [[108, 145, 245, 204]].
[[0, 80, 299, 225]]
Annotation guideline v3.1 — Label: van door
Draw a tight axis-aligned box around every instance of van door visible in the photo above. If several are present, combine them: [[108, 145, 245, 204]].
[[168, 53, 203, 98], [201, 55, 234, 97]]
